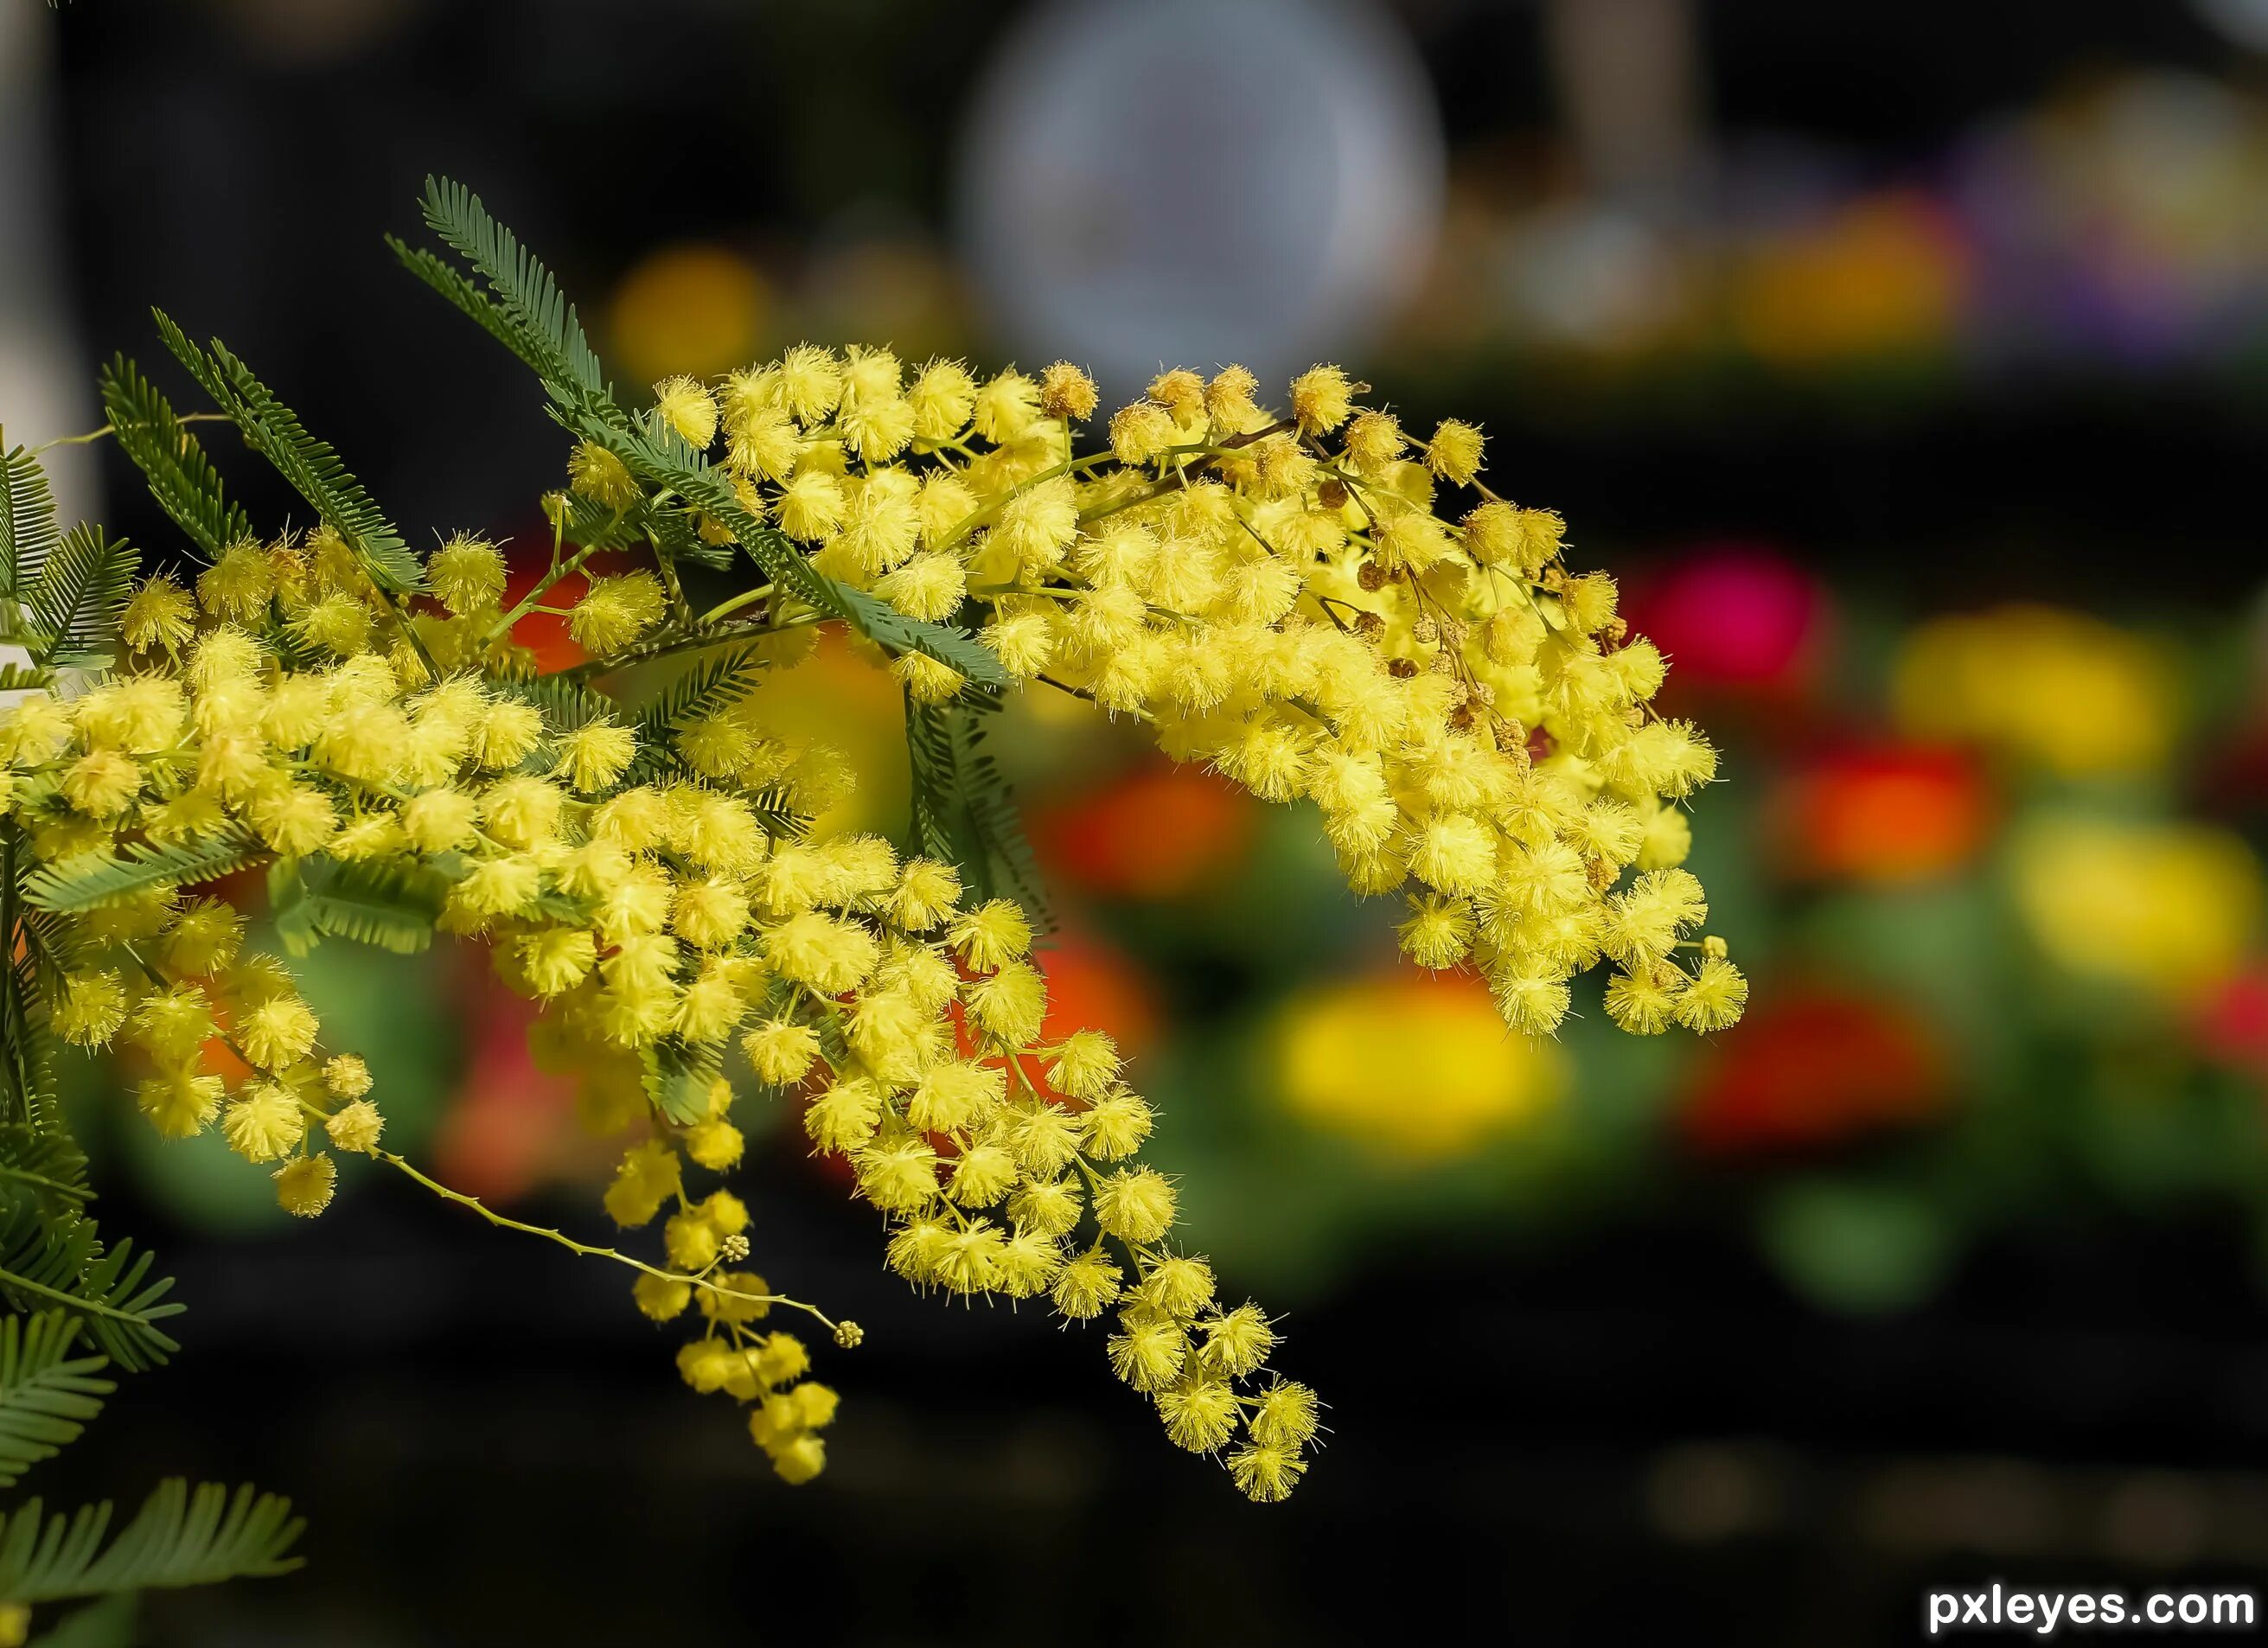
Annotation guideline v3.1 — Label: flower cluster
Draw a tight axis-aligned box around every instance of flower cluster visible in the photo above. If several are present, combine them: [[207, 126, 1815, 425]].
[[0, 637, 406, 1212], [3, 342, 1736, 1504], [606, 864, 1318, 1498], [680, 349, 1747, 1037]]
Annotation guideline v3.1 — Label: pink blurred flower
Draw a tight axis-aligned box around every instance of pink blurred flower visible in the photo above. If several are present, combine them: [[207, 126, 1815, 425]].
[[1621, 545, 1830, 699]]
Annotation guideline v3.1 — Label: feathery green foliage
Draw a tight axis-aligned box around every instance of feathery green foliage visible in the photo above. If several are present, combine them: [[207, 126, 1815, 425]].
[[0, 1205, 180, 1376], [490, 664, 613, 732], [0, 1479, 303, 1606], [620, 641, 769, 786], [397, 176, 1008, 693], [152, 312, 424, 593], [270, 857, 447, 957], [0, 1130, 88, 1224], [24, 1589, 137, 1648], [406, 176, 610, 406], [98, 355, 252, 562], [1, 336, 301, 1644], [0, 1315, 112, 1492], [644, 1037, 725, 1127], [0, 840, 57, 1132], [905, 696, 1050, 926], [18, 827, 263, 915], [0, 443, 62, 601], [19, 527, 134, 672], [600, 422, 1010, 693]]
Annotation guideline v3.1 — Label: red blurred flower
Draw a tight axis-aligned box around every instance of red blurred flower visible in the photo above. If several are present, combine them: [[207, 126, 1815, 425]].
[[1032, 763, 1256, 899], [1773, 742, 1993, 883], [1621, 545, 1830, 699], [1681, 990, 1949, 1155], [947, 924, 1163, 1079], [1032, 926, 1161, 1052], [2197, 961, 2268, 1070], [431, 962, 580, 1202]]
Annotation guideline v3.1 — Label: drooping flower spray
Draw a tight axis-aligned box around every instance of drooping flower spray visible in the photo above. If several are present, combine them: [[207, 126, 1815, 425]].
[[0, 179, 1741, 1504]]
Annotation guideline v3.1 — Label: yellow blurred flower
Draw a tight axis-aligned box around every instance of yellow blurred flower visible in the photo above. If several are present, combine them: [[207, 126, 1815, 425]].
[[1734, 191, 1967, 368], [1893, 605, 2177, 777], [1271, 974, 1565, 1162], [2009, 814, 2262, 998], [743, 635, 907, 838], [608, 244, 772, 386]]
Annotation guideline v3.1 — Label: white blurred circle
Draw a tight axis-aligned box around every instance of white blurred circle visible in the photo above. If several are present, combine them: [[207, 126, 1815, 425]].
[[955, 0, 1445, 399], [2194, 0, 2268, 52]]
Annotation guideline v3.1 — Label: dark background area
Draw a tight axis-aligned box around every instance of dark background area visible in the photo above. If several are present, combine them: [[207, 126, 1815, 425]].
[[12, 1, 2268, 1643], [45, 0, 2268, 608]]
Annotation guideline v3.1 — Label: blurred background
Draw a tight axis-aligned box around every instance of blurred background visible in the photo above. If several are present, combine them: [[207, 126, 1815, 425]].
[[12, 0, 2268, 1641]]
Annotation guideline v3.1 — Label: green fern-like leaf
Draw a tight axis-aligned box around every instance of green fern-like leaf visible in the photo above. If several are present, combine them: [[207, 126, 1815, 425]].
[[393, 221, 752, 579], [411, 176, 609, 403], [151, 312, 423, 594], [553, 489, 649, 559], [904, 696, 1051, 927], [399, 178, 1006, 690], [582, 419, 1010, 694], [1, 834, 61, 1128], [98, 355, 252, 562], [0, 1204, 181, 1373], [22, 527, 136, 671], [489, 666, 613, 733], [26, 1588, 137, 1648], [0, 1126, 90, 1223], [748, 786, 812, 844], [806, 995, 856, 1075], [642, 1037, 725, 1127], [957, 709, 1050, 926], [271, 857, 445, 958], [387, 226, 753, 571], [905, 693, 967, 868], [0, 1313, 112, 1492], [0, 444, 62, 602], [0, 1479, 303, 1606], [619, 641, 769, 784], [386, 236, 557, 386], [18, 827, 263, 915]]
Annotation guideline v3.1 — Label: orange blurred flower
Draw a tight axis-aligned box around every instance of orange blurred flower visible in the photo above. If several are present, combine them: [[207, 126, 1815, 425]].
[[1030, 927, 1160, 1053], [1032, 763, 1256, 899], [1733, 190, 1969, 367], [1773, 742, 1993, 883], [607, 243, 773, 386]]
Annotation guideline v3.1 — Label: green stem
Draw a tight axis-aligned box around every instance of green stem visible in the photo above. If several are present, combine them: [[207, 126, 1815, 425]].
[[0, 1164, 91, 1204], [374, 1149, 840, 1332], [26, 412, 231, 457], [482, 534, 608, 649], [562, 616, 807, 682], [699, 582, 774, 627]]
